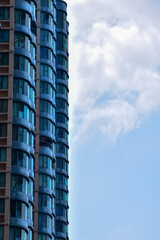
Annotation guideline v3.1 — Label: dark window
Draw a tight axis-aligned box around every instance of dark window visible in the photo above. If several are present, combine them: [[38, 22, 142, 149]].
[[40, 118, 53, 133], [9, 227, 27, 240], [38, 213, 51, 228], [56, 98, 68, 113], [0, 124, 7, 137], [56, 205, 67, 217], [57, 33, 68, 52], [10, 200, 27, 220], [38, 234, 51, 240], [0, 7, 9, 20], [12, 150, 28, 168], [56, 221, 66, 233], [0, 100, 8, 112], [56, 113, 68, 126], [0, 148, 6, 162], [0, 199, 4, 213], [0, 226, 4, 240], [57, 10, 66, 30], [39, 155, 52, 170], [38, 193, 51, 208], [56, 69, 68, 81], [0, 53, 9, 65], [0, 30, 9, 42], [15, 10, 31, 29], [40, 81, 54, 97], [0, 76, 8, 89], [56, 157, 67, 171], [0, 173, 5, 187], [56, 127, 68, 141]]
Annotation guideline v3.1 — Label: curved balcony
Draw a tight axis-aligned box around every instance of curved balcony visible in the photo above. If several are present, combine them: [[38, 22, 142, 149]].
[[10, 217, 28, 232], [10, 191, 29, 206]]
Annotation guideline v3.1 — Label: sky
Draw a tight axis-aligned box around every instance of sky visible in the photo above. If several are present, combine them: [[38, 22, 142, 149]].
[[66, 0, 160, 239]]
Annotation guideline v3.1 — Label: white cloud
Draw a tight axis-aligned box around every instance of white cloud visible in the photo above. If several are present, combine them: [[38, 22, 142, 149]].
[[68, 0, 160, 142]]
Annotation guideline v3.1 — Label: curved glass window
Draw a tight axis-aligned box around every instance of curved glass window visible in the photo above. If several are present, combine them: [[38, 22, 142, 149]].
[[14, 32, 30, 51], [38, 213, 52, 228], [40, 81, 54, 98], [12, 126, 29, 145], [11, 175, 28, 194], [29, 109, 34, 125], [56, 98, 68, 113], [15, 10, 31, 29], [13, 102, 29, 121], [56, 157, 67, 171], [56, 173, 67, 186], [40, 99, 55, 116], [56, 189, 67, 201], [56, 205, 67, 217], [40, 118, 54, 133], [27, 229, 33, 240], [57, 11, 67, 31], [56, 69, 68, 82], [30, 43, 36, 59], [38, 193, 52, 208], [29, 132, 34, 147], [28, 155, 34, 171], [27, 203, 33, 220], [14, 55, 30, 74], [41, 0, 53, 10], [10, 200, 27, 221], [40, 136, 53, 150], [41, 12, 53, 27], [38, 234, 51, 240], [56, 113, 68, 126], [56, 127, 68, 141], [39, 155, 52, 170], [28, 180, 33, 195], [56, 55, 68, 69], [9, 227, 27, 240], [39, 174, 52, 189], [56, 143, 68, 157], [56, 33, 68, 53], [29, 86, 35, 103], [40, 64, 54, 80], [56, 221, 66, 233], [0, 100, 8, 112], [12, 149, 29, 169], [31, 1, 36, 17], [56, 83, 68, 99], [30, 65, 36, 81], [14, 78, 29, 96], [40, 47, 54, 63], [40, 29, 53, 45]]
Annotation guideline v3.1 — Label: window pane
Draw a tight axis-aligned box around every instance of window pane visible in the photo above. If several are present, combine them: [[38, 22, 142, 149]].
[[0, 53, 9, 65], [0, 30, 9, 42], [0, 7, 9, 20], [0, 76, 8, 89], [0, 148, 6, 162], [0, 173, 5, 187]]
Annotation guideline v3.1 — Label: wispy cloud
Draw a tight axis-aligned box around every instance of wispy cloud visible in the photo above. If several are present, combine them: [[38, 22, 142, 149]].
[[68, 0, 160, 142]]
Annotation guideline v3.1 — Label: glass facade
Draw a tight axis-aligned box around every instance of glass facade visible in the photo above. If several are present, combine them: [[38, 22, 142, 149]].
[[0, 1, 69, 239], [56, 1, 69, 240]]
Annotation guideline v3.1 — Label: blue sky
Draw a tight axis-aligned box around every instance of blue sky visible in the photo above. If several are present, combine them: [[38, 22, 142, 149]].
[[66, 0, 160, 239]]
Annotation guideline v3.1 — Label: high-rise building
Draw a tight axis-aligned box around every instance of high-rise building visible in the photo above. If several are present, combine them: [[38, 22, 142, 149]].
[[0, 0, 69, 240]]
